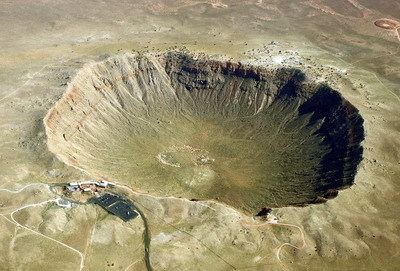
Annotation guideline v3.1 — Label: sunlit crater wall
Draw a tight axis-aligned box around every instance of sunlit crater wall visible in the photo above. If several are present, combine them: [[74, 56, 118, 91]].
[[44, 52, 364, 214]]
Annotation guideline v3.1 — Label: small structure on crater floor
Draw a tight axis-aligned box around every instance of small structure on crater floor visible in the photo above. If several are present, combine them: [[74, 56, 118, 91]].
[[90, 193, 138, 222], [374, 19, 399, 30]]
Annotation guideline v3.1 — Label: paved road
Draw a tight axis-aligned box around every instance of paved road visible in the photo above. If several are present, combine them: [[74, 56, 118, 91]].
[[115, 184, 153, 271], [131, 204, 153, 271], [1, 181, 155, 271]]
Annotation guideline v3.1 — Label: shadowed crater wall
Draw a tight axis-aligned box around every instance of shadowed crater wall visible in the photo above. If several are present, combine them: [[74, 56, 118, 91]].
[[44, 52, 364, 214]]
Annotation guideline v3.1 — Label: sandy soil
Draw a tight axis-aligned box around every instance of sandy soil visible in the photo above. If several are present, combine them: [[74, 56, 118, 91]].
[[0, 0, 399, 270]]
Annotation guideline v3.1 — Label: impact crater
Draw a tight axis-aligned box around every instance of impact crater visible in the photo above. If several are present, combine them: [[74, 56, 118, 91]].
[[45, 52, 364, 214]]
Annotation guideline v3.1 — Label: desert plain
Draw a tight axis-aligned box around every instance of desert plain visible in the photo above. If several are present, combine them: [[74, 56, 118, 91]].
[[0, 1, 400, 270]]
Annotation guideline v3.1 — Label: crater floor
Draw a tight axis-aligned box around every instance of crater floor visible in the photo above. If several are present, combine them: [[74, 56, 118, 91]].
[[45, 52, 364, 214]]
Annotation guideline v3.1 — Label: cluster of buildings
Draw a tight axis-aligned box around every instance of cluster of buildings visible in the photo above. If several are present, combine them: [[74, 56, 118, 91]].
[[63, 180, 138, 222], [65, 180, 116, 196]]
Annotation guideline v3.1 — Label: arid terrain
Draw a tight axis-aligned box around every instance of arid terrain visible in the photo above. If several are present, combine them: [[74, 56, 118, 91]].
[[0, 1, 399, 271]]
